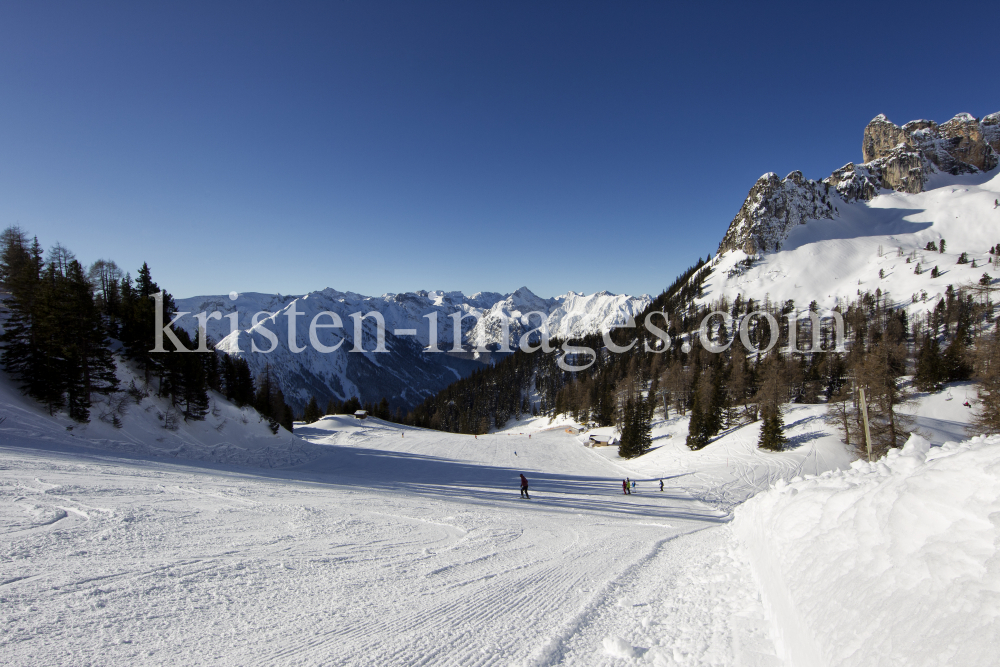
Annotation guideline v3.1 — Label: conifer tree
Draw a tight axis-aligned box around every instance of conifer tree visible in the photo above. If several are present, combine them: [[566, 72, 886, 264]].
[[222, 355, 255, 406], [755, 358, 787, 451], [914, 334, 945, 391], [303, 395, 322, 423], [942, 327, 973, 382], [618, 395, 652, 459], [685, 390, 708, 450], [1, 231, 120, 421], [0, 229, 48, 400], [758, 409, 788, 451], [972, 333, 1000, 434], [254, 363, 294, 433]]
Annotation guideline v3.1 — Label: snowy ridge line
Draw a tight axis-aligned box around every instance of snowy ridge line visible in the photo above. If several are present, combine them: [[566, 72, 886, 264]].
[[521, 527, 711, 667]]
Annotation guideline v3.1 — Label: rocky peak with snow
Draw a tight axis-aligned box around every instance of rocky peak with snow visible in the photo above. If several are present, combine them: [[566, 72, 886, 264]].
[[717, 170, 836, 256], [718, 111, 1000, 256]]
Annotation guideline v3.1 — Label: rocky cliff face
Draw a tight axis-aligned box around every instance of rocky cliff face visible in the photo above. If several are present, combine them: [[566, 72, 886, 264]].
[[718, 111, 1000, 255], [858, 112, 1000, 193], [717, 171, 835, 255]]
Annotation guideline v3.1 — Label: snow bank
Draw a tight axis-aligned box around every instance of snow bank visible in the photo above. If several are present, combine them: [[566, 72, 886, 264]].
[[732, 434, 1000, 667]]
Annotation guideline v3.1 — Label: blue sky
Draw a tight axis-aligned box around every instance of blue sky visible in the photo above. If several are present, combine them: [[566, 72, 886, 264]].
[[1, 1, 996, 299]]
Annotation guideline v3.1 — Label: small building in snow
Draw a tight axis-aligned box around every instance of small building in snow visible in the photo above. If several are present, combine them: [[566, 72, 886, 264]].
[[354, 410, 368, 420]]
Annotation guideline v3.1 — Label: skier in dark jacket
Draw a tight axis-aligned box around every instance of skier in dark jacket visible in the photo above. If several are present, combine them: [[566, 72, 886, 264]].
[[520, 474, 530, 499]]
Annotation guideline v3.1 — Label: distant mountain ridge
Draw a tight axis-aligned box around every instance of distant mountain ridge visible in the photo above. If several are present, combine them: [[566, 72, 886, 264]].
[[173, 287, 651, 412]]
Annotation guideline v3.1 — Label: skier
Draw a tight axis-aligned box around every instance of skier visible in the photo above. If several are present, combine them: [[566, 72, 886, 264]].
[[622, 479, 630, 495], [631, 479, 636, 492], [659, 479, 664, 492], [520, 474, 530, 499]]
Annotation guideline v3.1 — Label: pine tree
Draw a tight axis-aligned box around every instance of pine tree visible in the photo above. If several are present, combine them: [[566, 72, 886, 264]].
[[972, 333, 1000, 434], [222, 355, 255, 406], [618, 396, 651, 459], [754, 358, 787, 451], [254, 363, 294, 433], [303, 395, 322, 423], [62, 259, 119, 421], [914, 334, 945, 391], [685, 390, 709, 450], [1, 231, 118, 421], [0, 230, 49, 402], [758, 409, 788, 451], [120, 262, 175, 385], [942, 327, 972, 382]]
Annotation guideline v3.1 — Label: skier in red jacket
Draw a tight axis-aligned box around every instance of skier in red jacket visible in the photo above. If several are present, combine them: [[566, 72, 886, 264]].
[[520, 474, 530, 499]]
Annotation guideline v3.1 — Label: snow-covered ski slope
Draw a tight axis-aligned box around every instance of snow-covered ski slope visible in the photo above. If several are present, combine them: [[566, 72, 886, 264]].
[[703, 169, 1000, 317], [1, 359, 988, 666], [2, 410, 783, 666]]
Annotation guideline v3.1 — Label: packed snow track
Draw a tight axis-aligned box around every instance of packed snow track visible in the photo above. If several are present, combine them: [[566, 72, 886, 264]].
[[0, 417, 778, 666]]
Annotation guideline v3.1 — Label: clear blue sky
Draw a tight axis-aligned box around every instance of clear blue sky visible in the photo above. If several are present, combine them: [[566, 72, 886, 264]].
[[1, 1, 996, 299]]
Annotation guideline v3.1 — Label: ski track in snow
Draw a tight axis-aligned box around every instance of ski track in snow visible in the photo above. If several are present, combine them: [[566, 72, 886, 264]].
[[0, 418, 775, 666]]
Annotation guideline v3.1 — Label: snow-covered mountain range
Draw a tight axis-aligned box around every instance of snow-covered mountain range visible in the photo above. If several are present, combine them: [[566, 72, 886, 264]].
[[173, 287, 651, 411], [704, 111, 1000, 322]]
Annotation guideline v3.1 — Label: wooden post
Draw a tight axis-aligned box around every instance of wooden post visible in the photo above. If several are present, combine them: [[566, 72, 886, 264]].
[[859, 387, 873, 463]]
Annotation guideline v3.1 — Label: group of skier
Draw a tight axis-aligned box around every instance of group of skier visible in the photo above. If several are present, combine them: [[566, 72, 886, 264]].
[[517, 474, 667, 498], [622, 478, 664, 494]]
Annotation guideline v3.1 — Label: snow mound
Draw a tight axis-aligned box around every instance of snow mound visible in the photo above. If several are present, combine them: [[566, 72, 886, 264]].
[[733, 433, 1000, 667], [601, 635, 638, 659]]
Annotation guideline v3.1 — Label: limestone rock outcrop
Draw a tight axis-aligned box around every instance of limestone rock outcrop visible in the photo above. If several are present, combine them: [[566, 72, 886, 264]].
[[717, 111, 999, 256], [717, 171, 835, 255], [859, 112, 1000, 190]]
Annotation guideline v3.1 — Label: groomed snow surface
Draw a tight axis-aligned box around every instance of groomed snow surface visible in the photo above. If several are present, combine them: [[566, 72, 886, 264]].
[[1, 368, 995, 666]]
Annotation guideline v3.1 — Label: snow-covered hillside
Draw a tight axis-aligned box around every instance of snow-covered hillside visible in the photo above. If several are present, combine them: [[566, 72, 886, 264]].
[[173, 287, 650, 411], [0, 355, 321, 470], [703, 167, 1000, 322], [702, 111, 1000, 322]]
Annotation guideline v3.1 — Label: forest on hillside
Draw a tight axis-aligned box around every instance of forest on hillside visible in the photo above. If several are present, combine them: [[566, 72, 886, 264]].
[[395, 256, 1000, 460], [0, 226, 294, 433]]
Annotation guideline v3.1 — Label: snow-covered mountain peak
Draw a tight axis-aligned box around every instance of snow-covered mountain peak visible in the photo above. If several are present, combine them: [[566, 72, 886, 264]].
[[718, 110, 1000, 259], [704, 168, 1000, 322]]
